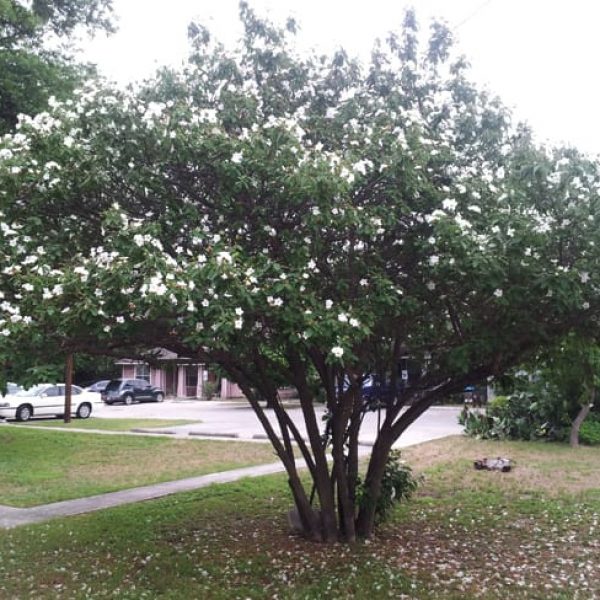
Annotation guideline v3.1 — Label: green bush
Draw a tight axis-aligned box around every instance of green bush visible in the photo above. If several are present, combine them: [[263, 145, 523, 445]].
[[461, 385, 569, 442], [579, 420, 600, 445], [201, 381, 218, 401], [357, 450, 419, 523]]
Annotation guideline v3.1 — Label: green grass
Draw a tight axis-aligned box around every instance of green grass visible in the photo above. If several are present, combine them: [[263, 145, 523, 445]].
[[0, 436, 598, 598], [17, 418, 199, 431], [0, 427, 277, 507]]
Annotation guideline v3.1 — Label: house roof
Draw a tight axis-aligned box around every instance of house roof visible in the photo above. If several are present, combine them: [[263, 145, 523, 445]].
[[115, 348, 199, 365]]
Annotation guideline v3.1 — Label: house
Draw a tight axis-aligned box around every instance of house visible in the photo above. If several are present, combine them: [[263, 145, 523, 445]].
[[115, 349, 244, 400]]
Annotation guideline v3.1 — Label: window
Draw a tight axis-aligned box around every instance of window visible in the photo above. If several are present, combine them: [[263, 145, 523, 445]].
[[134, 364, 150, 382], [59, 385, 82, 395]]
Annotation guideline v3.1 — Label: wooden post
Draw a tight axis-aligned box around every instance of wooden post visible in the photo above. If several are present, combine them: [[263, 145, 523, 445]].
[[64, 353, 73, 423]]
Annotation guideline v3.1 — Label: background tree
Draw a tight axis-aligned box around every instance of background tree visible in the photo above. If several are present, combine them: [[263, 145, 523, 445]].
[[529, 335, 599, 447], [1, 4, 600, 542], [0, 0, 115, 133]]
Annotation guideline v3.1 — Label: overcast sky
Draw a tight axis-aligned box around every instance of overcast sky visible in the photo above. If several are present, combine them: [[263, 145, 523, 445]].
[[82, 0, 600, 154]]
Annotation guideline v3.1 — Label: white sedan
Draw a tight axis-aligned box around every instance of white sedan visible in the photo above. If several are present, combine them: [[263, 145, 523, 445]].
[[0, 384, 101, 422]]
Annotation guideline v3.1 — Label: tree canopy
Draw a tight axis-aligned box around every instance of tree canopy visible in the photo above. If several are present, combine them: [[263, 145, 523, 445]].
[[1, 4, 600, 541], [0, 0, 115, 134]]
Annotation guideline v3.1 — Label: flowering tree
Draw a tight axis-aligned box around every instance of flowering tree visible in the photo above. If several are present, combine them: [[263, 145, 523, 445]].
[[1, 5, 600, 541], [0, 0, 116, 134]]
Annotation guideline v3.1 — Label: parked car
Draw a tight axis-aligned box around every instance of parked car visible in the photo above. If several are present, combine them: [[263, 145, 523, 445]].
[[2, 382, 21, 396], [85, 379, 111, 393], [361, 381, 399, 410], [101, 379, 165, 405], [0, 383, 100, 422]]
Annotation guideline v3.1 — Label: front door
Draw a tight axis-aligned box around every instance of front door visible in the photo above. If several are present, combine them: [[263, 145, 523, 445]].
[[165, 366, 177, 397], [36, 385, 62, 416]]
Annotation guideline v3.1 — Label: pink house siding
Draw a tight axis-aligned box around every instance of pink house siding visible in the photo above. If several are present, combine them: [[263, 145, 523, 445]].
[[220, 378, 244, 398], [122, 365, 135, 379], [117, 359, 246, 400], [150, 367, 162, 389]]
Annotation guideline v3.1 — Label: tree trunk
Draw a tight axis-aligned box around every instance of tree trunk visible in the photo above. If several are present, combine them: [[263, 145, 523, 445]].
[[355, 430, 394, 539], [64, 353, 73, 424], [331, 411, 356, 542], [570, 389, 595, 448]]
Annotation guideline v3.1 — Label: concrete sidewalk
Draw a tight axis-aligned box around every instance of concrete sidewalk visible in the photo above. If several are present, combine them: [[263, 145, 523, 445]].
[[0, 431, 455, 530], [0, 461, 292, 529], [0, 406, 462, 529]]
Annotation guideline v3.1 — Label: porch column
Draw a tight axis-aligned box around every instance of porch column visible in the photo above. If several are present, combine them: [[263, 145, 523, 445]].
[[196, 365, 204, 399], [221, 377, 230, 399], [176, 366, 186, 398]]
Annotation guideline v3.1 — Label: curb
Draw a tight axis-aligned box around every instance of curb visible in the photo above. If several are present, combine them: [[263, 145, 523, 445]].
[[188, 431, 240, 439], [130, 428, 176, 435]]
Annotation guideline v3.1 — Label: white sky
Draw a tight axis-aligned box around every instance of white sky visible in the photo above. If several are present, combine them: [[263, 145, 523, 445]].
[[82, 0, 600, 154]]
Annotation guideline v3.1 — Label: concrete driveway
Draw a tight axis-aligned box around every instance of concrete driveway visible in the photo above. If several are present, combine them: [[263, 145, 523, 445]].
[[95, 398, 462, 448]]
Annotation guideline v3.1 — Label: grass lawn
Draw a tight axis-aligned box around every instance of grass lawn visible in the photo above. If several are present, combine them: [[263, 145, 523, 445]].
[[0, 436, 598, 598], [16, 418, 199, 431], [0, 427, 277, 507]]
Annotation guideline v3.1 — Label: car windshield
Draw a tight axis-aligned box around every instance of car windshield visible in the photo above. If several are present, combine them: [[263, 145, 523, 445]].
[[16, 384, 48, 397], [105, 380, 123, 391]]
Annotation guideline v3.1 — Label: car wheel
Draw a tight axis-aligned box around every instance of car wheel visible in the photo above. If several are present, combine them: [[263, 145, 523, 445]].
[[155, 393, 164, 403], [76, 403, 92, 419], [123, 394, 134, 406], [16, 404, 32, 422]]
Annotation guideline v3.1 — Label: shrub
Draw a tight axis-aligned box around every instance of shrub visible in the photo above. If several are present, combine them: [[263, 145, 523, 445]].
[[357, 450, 420, 523], [579, 420, 600, 445], [461, 386, 569, 442], [202, 381, 218, 401]]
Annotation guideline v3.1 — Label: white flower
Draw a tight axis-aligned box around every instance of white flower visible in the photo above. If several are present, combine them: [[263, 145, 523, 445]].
[[349, 318, 360, 328], [187, 301, 196, 312], [331, 346, 344, 358], [467, 205, 481, 213], [494, 288, 503, 298], [580, 272, 590, 284], [201, 299, 210, 307], [359, 279, 368, 287], [338, 313, 348, 323], [235, 307, 244, 316], [216, 251, 232, 264], [116, 316, 125, 324], [325, 299, 333, 309], [311, 206, 320, 216], [442, 198, 457, 211], [231, 152, 243, 164], [426, 281, 436, 291], [583, 301, 590, 310], [267, 296, 283, 307], [234, 318, 243, 329], [429, 255, 439, 266]]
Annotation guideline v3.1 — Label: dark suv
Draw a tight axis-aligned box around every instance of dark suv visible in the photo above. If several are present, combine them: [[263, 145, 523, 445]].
[[101, 379, 165, 405]]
